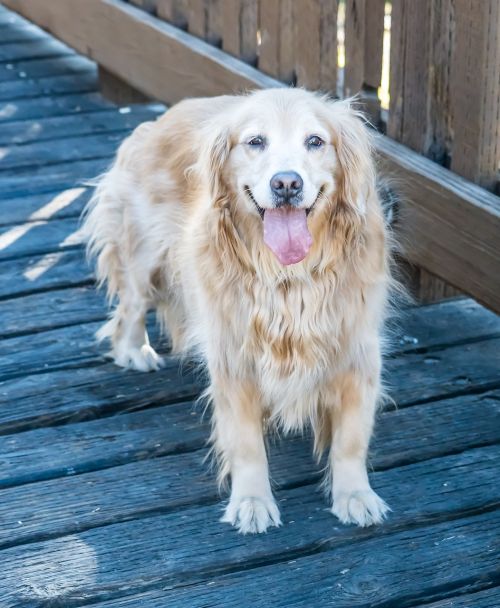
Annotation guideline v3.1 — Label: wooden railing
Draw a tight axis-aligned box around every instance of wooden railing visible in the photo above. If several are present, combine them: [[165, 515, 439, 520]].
[[130, 0, 499, 195]]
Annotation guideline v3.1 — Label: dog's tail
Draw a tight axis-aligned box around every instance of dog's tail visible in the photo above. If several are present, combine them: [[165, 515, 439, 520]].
[[81, 167, 124, 305]]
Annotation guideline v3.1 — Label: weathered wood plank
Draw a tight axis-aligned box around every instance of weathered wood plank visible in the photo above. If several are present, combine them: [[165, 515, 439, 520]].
[[0, 157, 111, 199], [388, 0, 433, 152], [0, 399, 206, 488], [0, 21, 46, 44], [0, 92, 111, 125], [0, 70, 98, 103], [0, 37, 71, 63], [0, 105, 162, 147], [0, 217, 83, 262], [0, 387, 497, 490], [344, 0, 384, 121], [0, 286, 106, 339], [0, 439, 497, 553], [5, 510, 499, 607], [2, 0, 279, 103], [0, 187, 92, 227], [0, 250, 92, 299], [0, 321, 106, 381], [319, 0, 338, 94], [450, 0, 500, 191], [0, 130, 126, 172], [413, 587, 500, 608], [385, 336, 500, 406], [278, 0, 295, 83], [184, 0, 205, 38], [294, 0, 321, 89], [0, 54, 93, 83], [394, 298, 500, 352], [258, 0, 279, 76]]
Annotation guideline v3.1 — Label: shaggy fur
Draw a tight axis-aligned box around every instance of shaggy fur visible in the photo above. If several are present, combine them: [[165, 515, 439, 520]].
[[83, 88, 393, 533]]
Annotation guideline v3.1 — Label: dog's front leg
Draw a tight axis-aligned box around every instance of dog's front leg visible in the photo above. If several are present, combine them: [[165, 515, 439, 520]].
[[211, 376, 281, 534], [329, 364, 390, 527]]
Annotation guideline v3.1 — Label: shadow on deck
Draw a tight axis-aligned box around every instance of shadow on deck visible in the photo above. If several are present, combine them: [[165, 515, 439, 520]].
[[0, 6, 499, 607]]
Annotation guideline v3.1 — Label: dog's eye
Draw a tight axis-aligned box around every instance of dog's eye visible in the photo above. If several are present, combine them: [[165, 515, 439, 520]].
[[306, 135, 325, 149], [247, 136, 266, 148]]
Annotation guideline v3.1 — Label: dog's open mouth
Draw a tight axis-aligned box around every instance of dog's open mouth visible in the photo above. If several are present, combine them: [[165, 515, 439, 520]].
[[244, 186, 321, 219], [244, 186, 324, 266]]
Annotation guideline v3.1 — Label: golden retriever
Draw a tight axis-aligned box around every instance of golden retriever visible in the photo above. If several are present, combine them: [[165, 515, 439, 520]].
[[83, 88, 392, 534]]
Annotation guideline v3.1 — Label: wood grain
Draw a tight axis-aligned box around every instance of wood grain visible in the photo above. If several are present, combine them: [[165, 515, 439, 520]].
[[450, 0, 500, 191]]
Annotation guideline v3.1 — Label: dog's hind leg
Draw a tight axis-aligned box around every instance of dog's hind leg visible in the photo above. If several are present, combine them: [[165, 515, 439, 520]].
[[84, 169, 166, 372], [99, 290, 164, 372]]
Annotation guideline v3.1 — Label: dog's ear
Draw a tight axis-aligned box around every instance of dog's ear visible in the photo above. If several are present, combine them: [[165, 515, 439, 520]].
[[326, 99, 376, 216], [195, 120, 232, 204]]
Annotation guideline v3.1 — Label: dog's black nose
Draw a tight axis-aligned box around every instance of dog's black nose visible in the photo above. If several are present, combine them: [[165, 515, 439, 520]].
[[270, 171, 303, 204]]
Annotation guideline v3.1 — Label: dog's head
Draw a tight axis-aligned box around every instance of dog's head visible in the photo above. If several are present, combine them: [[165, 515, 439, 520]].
[[197, 88, 376, 266]]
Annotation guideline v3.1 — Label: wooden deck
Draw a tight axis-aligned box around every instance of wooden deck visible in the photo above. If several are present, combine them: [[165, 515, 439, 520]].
[[0, 6, 499, 607]]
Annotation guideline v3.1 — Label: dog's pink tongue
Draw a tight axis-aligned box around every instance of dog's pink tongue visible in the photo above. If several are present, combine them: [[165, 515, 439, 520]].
[[263, 207, 312, 265]]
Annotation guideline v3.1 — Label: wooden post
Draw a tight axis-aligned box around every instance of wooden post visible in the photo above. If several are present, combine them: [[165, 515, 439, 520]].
[[450, 0, 500, 192], [344, 0, 384, 124]]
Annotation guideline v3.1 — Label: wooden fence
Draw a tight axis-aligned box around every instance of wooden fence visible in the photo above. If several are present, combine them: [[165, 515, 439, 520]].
[[129, 0, 500, 195], [2, 0, 500, 311]]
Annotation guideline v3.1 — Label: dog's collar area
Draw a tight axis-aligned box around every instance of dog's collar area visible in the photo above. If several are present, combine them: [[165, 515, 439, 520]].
[[244, 186, 322, 218]]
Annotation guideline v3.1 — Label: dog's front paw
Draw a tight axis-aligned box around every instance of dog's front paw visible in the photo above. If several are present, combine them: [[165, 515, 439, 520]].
[[221, 496, 281, 534], [332, 488, 390, 527], [114, 344, 165, 372]]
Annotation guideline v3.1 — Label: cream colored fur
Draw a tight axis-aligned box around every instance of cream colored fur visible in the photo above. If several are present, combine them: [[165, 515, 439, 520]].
[[83, 88, 393, 533]]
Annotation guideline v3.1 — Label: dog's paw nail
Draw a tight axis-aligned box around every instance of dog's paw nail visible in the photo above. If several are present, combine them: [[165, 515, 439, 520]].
[[332, 489, 390, 527], [221, 496, 281, 534]]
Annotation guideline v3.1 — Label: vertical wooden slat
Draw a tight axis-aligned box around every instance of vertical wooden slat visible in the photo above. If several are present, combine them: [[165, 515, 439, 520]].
[[221, 0, 240, 55], [387, 0, 432, 149], [344, 0, 384, 121], [259, 0, 280, 76], [278, 0, 295, 83], [450, 0, 500, 191], [186, 0, 206, 38], [319, 0, 338, 94], [240, 0, 258, 65], [156, 0, 188, 28], [128, 0, 158, 13], [362, 0, 384, 90], [206, 0, 223, 47], [389, 0, 455, 164], [294, 0, 321, 89], [426, 0, 454, 166]]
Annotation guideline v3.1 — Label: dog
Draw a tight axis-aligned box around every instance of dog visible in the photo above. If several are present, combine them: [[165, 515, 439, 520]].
[[83, 88, 393, 534]]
